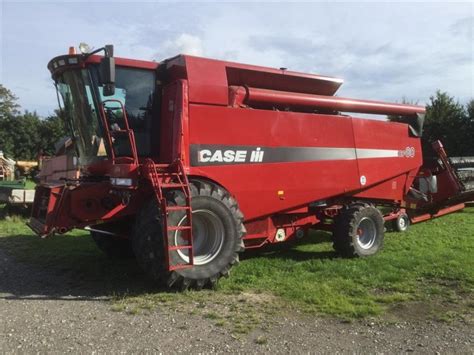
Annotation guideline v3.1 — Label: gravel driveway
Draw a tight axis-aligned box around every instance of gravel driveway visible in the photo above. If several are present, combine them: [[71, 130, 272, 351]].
[[1, 247, 472, 353]]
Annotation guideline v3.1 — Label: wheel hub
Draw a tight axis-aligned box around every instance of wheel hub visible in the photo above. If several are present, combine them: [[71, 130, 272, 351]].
[[174, 209, 225, 265], [398, 217, 406, 228], [355, 217, 377, 249]]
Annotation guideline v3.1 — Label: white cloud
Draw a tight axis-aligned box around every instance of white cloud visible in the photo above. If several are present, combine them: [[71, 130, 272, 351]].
[[159, 33, 204, 58], [1, 2, 472, 116]]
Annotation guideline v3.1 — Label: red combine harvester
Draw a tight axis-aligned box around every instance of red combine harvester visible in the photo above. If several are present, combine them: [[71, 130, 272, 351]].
[[28, 45, 474, 289]]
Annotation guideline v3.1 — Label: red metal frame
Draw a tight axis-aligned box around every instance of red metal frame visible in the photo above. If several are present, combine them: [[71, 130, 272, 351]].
[[99, 99, 139, 165], [411, 203, 465, 224], [232, 86, 425, 116], [85, 54, 158, 70], [143, 159, 194, 270], [30, 51, 473, 270]]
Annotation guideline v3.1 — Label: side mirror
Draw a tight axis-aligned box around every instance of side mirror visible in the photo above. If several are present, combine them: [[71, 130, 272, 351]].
[[100, 46, 115, 96]]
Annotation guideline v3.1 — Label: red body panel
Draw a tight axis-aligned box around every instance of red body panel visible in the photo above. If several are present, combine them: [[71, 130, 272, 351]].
[[164, 55, 344, 107], [187, 104, 420, 220], [184, 57, 229, 105], [86, 55, 158, 70], [33, 51, 469, 246], [351, 118, 422, 200]]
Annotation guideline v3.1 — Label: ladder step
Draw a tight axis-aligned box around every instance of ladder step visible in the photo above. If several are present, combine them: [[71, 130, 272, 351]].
[[168, 225, 192, 231], [168, 245, 193, 251], [167, 206, 191, 211], [145, 158, 194, 272]]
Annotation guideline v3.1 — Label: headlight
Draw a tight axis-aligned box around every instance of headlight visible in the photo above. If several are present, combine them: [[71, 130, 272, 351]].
[[79, 42, 91, 54], [110, 178, 133, 187]]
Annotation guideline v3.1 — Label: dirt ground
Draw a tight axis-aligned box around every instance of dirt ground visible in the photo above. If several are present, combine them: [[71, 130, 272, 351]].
[[1, 247, 472, 353]]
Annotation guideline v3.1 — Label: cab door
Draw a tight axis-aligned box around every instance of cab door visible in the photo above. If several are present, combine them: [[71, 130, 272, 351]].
[[159, 80, 189, 163]]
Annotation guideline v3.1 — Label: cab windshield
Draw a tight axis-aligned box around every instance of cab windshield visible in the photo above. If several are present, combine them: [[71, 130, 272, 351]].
[[57, 69, 106, 166], [56, 65, 155, 166]]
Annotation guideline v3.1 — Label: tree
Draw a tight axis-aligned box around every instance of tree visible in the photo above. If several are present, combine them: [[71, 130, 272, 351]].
[[0, 111, 42, 160], [0, 85, 68, 160], [0, 84, 20, 118], [388, 92, 473, 157], [0, 84, 22, 157], [0, 110, 68, 160], [423, 91, 471, 156], [467, 99, 474, 120], [466, 99, 474, 155], [38, 113, 68, 156]]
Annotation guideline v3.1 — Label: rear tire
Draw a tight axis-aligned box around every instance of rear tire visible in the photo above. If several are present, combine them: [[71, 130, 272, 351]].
[[132, 180, 245, 290], [90, 231, 134, 259], [393, 212, 410, 232], [333, 203, 384, 257]]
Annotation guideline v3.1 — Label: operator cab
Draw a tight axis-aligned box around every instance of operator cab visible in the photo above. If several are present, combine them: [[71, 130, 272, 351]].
[[48, 45, 159, 170]]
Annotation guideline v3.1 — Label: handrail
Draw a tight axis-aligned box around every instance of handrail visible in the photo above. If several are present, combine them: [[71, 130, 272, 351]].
[[99, 99, 138, 165]]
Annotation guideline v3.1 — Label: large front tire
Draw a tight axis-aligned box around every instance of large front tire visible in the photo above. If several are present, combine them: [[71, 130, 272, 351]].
[[333, 204, 384, 257], [132, 180, 245, 290]]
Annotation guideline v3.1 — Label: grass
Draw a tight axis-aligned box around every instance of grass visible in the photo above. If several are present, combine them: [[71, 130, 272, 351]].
[[0, 206, 472, 321], [220, 209, 474, 319], [0, 206, 148, 294], [24, 179, 36, 190]]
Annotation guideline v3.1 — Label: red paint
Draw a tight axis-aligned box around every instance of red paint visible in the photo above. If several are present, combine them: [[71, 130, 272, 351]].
[[240, 86, 425, 116], [31, 50, 470, 248], [410, 203, 465, 224], [85, 54, 158, 70]]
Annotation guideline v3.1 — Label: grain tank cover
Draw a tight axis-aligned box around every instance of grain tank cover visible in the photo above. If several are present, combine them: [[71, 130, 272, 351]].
[[165, 55, 344, 106], [224, 61, 343, 96]]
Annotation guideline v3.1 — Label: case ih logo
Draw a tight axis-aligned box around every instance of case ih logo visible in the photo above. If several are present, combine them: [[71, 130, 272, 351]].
[[190, 144, 416, 166], [398, 147, 415, 158], [198, 147, 264, 163]]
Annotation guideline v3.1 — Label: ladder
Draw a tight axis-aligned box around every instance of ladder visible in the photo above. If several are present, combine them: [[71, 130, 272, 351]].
[[100, 99, 138, 165], [144, 158, 194, 271]]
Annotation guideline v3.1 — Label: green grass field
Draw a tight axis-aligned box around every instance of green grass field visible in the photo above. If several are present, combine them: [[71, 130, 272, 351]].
[[0, 206, 472, 320]]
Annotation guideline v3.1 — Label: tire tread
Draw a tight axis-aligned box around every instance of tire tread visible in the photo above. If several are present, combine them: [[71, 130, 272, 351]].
[[132, 180, 245, 290]]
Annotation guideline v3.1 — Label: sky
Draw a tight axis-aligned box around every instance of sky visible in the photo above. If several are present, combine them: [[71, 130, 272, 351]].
[[0, 1, 473, 117]]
